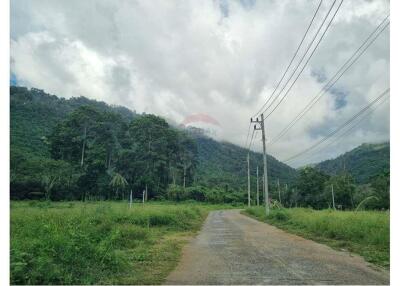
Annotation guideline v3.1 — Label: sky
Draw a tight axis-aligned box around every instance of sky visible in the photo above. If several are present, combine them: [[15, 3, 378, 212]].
[[10, 0, 390, 167]]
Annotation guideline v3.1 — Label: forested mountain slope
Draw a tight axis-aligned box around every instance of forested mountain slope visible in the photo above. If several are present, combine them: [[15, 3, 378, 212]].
[[193, 134, 297, 190], [9, 86, 389, 208], [11, 86, 137, 157], [315, 142, 389, 184], [10, 87, 296, 192]]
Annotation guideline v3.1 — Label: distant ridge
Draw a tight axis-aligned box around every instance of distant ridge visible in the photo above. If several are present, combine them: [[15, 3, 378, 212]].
[[314, 142, 389, 184]]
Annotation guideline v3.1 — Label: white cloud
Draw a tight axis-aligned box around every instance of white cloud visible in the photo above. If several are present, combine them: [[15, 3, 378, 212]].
[[10, 0, 390, 167]]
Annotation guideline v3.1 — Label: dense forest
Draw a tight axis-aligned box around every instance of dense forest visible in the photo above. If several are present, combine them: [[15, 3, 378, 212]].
[[315, 142, 390, 184], [10, 86, 389, 208], [10, 86, 296, 203]]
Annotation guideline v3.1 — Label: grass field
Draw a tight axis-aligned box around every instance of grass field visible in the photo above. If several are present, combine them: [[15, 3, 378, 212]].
[[244, 207, 389, 268], [10, 201, 236, 285]]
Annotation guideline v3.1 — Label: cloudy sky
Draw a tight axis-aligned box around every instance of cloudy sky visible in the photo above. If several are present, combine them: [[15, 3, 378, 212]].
[[10, 0, 390, 167]]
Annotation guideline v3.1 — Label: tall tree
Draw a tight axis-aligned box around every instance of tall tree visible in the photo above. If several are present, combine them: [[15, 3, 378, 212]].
[[295, 167, 329, 209], [49, 106, 102, 166], [110, 172, 129, 199]]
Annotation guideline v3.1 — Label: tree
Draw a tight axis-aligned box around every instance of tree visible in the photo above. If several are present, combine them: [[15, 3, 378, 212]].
[[324, 174, 356, 210], [370, 170, 390, 209], [110, 172, 128, 200], [118, 115, 198, 199], [295, 167, 329, 209], [48, 106, 103, 165], [41, 175, 57, 201], [177, 134, 197, 189]]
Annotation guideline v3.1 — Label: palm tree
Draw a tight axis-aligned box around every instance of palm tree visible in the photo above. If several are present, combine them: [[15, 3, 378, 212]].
[[110, 173, 128, 200], [42, 175, 57, 201]]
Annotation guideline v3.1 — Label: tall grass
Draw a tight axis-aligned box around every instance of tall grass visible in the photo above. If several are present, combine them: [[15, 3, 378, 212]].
[[244, 207, 389, 267], [10, 201, 230, 284]]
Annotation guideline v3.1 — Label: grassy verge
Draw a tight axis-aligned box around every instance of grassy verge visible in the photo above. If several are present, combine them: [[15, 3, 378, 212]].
[[10, 201, 236, 284], [243, 207, 389, 268]]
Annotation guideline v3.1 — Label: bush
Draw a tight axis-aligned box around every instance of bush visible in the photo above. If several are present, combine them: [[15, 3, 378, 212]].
[[10, 201, 208, 284], [244, 207, 389, 267], [165, 185, 246, 205]]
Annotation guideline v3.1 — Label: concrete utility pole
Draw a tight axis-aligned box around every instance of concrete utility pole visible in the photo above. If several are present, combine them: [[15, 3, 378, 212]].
[[263, 174, 265, 200], [247, 153, 251, 207], [129, 190, 133, 209], [251, 114, 269, 215], [331, 184, 336, 210], [285, 183, 288, 207], [256, 166, 260, 206], [277, 179, 281, 204]]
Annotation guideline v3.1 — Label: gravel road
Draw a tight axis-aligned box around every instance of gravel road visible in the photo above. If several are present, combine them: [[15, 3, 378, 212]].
[[165, 209, 389, 285]]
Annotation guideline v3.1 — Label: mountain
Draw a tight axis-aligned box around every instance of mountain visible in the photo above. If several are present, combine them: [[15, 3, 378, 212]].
[[315, 142, 389, 184], [192, 134, 297, 190], [10, 86, 137, 158], [10, 86, 297, 193]]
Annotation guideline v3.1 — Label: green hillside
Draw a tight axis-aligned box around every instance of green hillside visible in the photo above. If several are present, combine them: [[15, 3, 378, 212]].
[[193, 134, 297, 190], [315, 142, 390, 184], [10, 86, 137, 157], [10, 86, 297, 200]]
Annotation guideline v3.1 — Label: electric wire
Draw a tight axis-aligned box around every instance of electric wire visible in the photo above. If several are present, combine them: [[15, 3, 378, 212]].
[[252, 0, 323, 118], [293, 95, 389, 165], [282, 87, 389, 163], [269, 16, 389, 145], [263, 0, 344, 120]]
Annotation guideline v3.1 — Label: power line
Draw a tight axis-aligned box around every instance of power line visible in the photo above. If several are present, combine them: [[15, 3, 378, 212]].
[[259, 0, 341, 118], [259, 0, 341, 117], [294, 95, 389, 166], [269, 15, 390, 145], [247, 127, 256, 152], [282, 87, 390, 163], [283, 88, 389, 163], [263, 0, 344, 120], [252, 0, 323, 118]]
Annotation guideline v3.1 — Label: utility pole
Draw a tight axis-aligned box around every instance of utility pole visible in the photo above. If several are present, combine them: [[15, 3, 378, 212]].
[[331, 184, 336, 210], [251, 114, 269, 215], [247, 153, 251, 207], [256, 166, 259, 206], [277, 178, 281, 204], [262, 174, 265, 202], [129, 190, 133, 209], [142, 190, 145, 205], [80, 124, 87, 167], [285, 183, 288, 208]]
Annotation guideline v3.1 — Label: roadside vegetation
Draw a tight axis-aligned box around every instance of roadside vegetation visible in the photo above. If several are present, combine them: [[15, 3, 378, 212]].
[[10, 87, 295, 204], [11, 87, 389, 210], [244, 207, 389, 268], [10, 86, 391, 283], [10, 201, 236, 285]]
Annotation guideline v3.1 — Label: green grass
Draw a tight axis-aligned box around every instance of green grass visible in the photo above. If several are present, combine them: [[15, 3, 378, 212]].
[[10, 201, 236, 285], [244, 207, 389, 268]]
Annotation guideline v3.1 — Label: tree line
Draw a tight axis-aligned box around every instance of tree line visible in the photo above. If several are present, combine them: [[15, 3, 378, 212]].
[[265, 167, 389, 210], [11, 106, 197, 201], [10, 100, 389, 209]]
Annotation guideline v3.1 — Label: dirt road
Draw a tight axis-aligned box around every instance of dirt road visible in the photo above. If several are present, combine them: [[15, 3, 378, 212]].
[[165, 210, 389, 285]]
